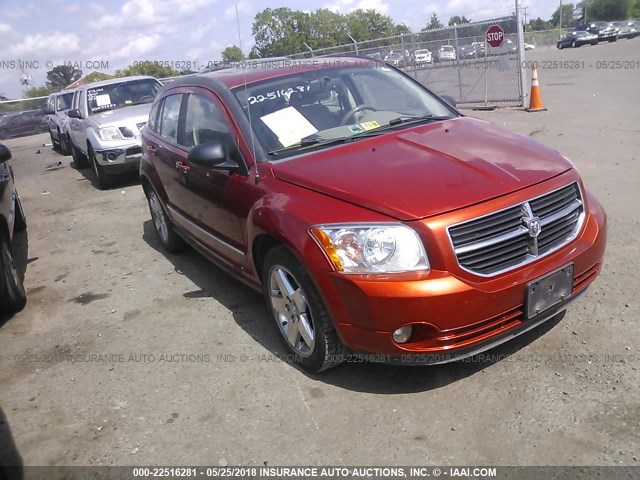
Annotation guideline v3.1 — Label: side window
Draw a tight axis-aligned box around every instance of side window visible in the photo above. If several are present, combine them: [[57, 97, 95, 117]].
[[158, 94, 183, 144], [148, 100, 162, 133], [47, 96, 55, 111], [181, 93, 229, 148]]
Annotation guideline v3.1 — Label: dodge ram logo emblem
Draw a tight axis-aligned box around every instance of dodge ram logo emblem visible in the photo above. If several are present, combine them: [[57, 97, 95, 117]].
[[524, 217, 542, 238]]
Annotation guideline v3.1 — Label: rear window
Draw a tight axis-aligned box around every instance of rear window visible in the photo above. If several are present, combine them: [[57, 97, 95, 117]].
[[56, 92, 74, 111]]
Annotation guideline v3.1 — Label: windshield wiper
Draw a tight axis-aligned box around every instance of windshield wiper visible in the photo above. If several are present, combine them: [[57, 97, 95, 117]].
[[388, 114, 451, 127], [268, 132, 384, 156]]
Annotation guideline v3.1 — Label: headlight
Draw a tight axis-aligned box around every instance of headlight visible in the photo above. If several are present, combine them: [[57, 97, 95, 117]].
[[97, 127, 122, 141], [309, 223, 430, 274]]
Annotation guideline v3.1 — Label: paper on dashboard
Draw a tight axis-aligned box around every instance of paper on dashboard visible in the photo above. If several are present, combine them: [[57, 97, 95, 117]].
[[260, 107, 318, 147]]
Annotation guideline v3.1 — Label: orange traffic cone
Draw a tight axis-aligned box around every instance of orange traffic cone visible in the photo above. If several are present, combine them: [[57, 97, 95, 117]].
[[526, 65, 547, 112]]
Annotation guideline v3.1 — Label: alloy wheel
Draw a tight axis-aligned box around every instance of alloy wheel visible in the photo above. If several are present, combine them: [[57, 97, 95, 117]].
[[148, 191, 169, 244], [268, 265, 315, 357]]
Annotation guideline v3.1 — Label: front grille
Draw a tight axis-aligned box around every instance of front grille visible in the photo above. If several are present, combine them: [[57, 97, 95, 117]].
[[448, 183, 584, 275]]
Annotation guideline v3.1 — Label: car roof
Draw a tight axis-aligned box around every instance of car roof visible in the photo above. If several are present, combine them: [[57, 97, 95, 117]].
[[78, 75, 157, 90], [164, 57, 385, 91]]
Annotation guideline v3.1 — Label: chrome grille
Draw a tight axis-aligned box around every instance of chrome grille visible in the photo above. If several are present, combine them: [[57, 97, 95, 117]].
[[448, 183, 584, 276]]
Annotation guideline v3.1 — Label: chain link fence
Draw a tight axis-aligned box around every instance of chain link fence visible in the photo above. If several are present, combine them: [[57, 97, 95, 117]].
[[289, 16, 526, 108]]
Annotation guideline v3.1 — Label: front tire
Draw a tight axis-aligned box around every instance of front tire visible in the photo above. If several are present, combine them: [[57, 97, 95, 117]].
[[13, 191, 26, 232], [71, 142, 88, 169], [571, 40, 577, 48], [88, 146, 111, 190], [0, 130, 9, 140], [262, 246, 346, 373], [0, 234, 26, 314], [49, 129, 60, 150], [59, 132, 71, 156]]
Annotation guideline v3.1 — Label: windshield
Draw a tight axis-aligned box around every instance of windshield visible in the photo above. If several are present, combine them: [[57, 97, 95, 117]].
[[415, 50, 430, 54], [232, 65, 456, 157], [56, 92, 74, 111], [86, 78, 161, 114]]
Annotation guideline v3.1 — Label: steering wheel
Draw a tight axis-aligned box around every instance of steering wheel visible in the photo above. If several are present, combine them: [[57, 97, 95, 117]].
[[340, 104, 378, 126], [138, 95, 155, 103]]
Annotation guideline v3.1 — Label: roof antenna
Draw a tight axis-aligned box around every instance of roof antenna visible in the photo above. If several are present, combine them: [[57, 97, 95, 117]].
[[236, 4, 260, 185]]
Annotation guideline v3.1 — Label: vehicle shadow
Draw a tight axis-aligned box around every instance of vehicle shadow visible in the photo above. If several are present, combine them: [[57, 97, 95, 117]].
[[142, 220, 565, 394], [0, 229, 29, 328], [0, 406, 24, 480], [70, 162, 139, 190]]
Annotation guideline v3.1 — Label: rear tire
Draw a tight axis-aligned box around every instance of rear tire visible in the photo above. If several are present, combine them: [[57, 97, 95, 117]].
[[71, 142, 88, 169], [0, 234, 26, 315], [145, 187, 185, 253], [262, 246, 346, 373]]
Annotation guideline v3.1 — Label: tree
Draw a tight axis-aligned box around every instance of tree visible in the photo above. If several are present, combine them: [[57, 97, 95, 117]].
[[528, 17, 552, 31], [584, 0, 631, 21], [345, 9, 397, 41], [550, 3, 579, 27], [423, 13, 444, 30], [115, 61, 179, 78], [252, 7, 312, 57], [630, 0, 640, 18], [448, 15, 471, 26], [222, 45, 245, 62], [46, 65, 82, 90], [250, 7, 401, 57]]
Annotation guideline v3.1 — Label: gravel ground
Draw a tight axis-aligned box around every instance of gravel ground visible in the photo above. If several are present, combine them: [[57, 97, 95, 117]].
[[0, 39, 638, 469]]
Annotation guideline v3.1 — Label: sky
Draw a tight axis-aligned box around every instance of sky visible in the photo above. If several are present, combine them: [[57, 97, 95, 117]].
[[0, 0, 560, 99]]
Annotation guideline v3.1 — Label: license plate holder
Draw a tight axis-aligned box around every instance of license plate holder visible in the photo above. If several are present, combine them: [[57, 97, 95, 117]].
[[525, 264, 574, 319]]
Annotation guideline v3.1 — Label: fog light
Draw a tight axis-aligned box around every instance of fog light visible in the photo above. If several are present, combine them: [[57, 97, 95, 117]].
[[392, 326, 413, 344], [107, 153, 117, 161]]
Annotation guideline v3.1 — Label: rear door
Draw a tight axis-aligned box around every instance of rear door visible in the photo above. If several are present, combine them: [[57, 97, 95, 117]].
[[150, 87, 256, 265]]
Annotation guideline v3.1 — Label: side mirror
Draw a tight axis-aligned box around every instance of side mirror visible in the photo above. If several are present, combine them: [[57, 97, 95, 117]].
[[441, 95, 457, 108], [44, 107, 55, 115], [188, 139, 239, 172], [0, 144, 12, 163], [67, 109, 82, 119]]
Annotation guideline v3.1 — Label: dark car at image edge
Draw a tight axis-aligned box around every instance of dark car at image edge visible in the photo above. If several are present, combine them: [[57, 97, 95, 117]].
[[139, 58, 607, 373], [0, 144, 27, 314]]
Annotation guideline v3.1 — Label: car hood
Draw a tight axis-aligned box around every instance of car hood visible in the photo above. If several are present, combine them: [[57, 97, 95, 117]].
[[89, 103, 153, 127], [271, 117, 573, 221]]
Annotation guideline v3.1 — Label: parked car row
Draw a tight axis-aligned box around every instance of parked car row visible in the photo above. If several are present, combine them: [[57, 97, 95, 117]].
[[0, 110, 47, 140], [374, 38, 523, 69], [557, 20, 639, 49], [45, 75, 162, 189]]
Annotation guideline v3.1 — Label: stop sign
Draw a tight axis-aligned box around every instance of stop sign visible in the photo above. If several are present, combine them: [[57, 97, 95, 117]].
[[486, 25, 504, 48]]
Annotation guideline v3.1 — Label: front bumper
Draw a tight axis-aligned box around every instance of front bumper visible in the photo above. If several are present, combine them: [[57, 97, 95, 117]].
[[94, 142, 143, 173], [310, 182, 607, 361]]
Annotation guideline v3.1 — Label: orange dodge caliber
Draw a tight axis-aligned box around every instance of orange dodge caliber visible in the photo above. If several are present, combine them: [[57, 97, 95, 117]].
[[140, 58, 607, 373]]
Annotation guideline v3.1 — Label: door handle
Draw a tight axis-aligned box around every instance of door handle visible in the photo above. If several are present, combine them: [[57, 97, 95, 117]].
[[147, 145, 158, 154], [175, 160, 190, 173]]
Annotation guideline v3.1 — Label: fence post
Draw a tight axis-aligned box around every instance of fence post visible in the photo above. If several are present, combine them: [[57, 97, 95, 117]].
[[515, 1, 527, 107], [347, 33, 358, 56], [454, 23, 463, 103]]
